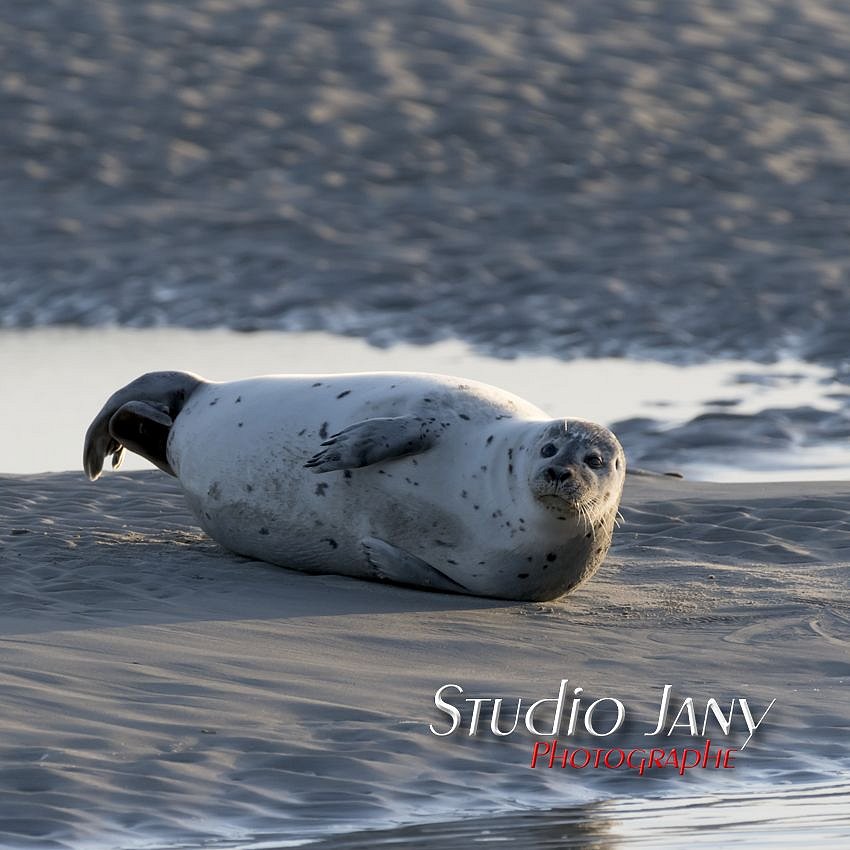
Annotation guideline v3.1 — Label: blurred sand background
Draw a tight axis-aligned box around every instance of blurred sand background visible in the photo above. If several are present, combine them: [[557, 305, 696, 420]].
[[2, 0, 850, 365]]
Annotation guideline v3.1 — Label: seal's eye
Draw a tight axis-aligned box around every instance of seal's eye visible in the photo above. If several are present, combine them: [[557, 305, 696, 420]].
[[585, 453, 604, 469], [540, 443, 557, 458]]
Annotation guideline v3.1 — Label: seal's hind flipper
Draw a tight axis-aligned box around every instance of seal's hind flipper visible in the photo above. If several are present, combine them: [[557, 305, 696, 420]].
[[305, 415, 436, 473], [108, 401, 175, 476], [84, 370, 202, 480], [362, 536, 468, 594]]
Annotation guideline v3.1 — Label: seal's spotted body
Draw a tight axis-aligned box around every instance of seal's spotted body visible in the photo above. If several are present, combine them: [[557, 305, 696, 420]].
[[85, 371, 625, 601]]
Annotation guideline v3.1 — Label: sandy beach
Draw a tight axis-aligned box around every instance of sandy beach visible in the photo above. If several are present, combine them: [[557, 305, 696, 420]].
[[1, 470, 847, 848]]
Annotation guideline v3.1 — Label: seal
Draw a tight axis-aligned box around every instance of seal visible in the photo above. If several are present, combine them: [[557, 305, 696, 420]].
[[84, 371, 625, 601]]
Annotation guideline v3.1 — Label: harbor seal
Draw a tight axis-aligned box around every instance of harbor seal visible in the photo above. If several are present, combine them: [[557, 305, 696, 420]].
[[84, 371, 625, 601]]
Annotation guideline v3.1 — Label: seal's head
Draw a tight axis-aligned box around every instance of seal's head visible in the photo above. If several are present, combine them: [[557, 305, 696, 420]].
[[529, 419, 625, 523]]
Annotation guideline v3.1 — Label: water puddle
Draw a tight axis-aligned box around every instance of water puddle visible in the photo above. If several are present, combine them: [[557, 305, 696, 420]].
[[2, 327, 847, 480]]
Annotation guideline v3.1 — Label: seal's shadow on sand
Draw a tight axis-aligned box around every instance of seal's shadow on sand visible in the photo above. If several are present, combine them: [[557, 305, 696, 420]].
[[0, 471, 519, 637]]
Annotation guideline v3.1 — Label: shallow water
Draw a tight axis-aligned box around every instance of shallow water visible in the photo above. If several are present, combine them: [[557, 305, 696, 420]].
[[127, 780, 850, 849], [4, 327, 850, 481], [295, 781, 850, 849]]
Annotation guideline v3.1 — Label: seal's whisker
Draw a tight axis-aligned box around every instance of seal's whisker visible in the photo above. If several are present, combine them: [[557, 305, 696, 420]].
[[584, 496, 602, 528], [580, 503, 596, 540]]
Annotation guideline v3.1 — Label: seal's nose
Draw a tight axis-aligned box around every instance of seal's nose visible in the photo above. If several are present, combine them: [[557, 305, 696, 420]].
[[545, 466, 574, 483]]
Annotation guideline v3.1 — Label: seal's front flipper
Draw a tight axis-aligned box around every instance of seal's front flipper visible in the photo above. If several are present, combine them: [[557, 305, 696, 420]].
[[305, 416, 436, 473], [362, 536, 468, 594]]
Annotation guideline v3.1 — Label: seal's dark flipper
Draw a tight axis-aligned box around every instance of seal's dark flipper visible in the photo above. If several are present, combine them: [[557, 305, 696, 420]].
[[305, 415, 436, 473], [362, 536, 469, 594], [84, 370, 202, 480], [108, 401, 175, 476]]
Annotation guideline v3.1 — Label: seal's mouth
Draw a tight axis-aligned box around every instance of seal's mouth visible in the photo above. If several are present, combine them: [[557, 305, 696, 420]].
[[537, 492, 587, 512], [537, 492, 607, 540]]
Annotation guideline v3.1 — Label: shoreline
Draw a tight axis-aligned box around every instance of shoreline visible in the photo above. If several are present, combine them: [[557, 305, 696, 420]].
[[1, 470, 848, 847]]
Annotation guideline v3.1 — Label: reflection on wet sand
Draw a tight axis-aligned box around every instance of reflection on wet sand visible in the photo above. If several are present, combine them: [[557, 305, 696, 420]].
[[304, 781, 850, 849]]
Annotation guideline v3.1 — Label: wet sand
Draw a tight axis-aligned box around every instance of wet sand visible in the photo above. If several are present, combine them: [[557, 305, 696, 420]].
[[1, 470, 848, 848]]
